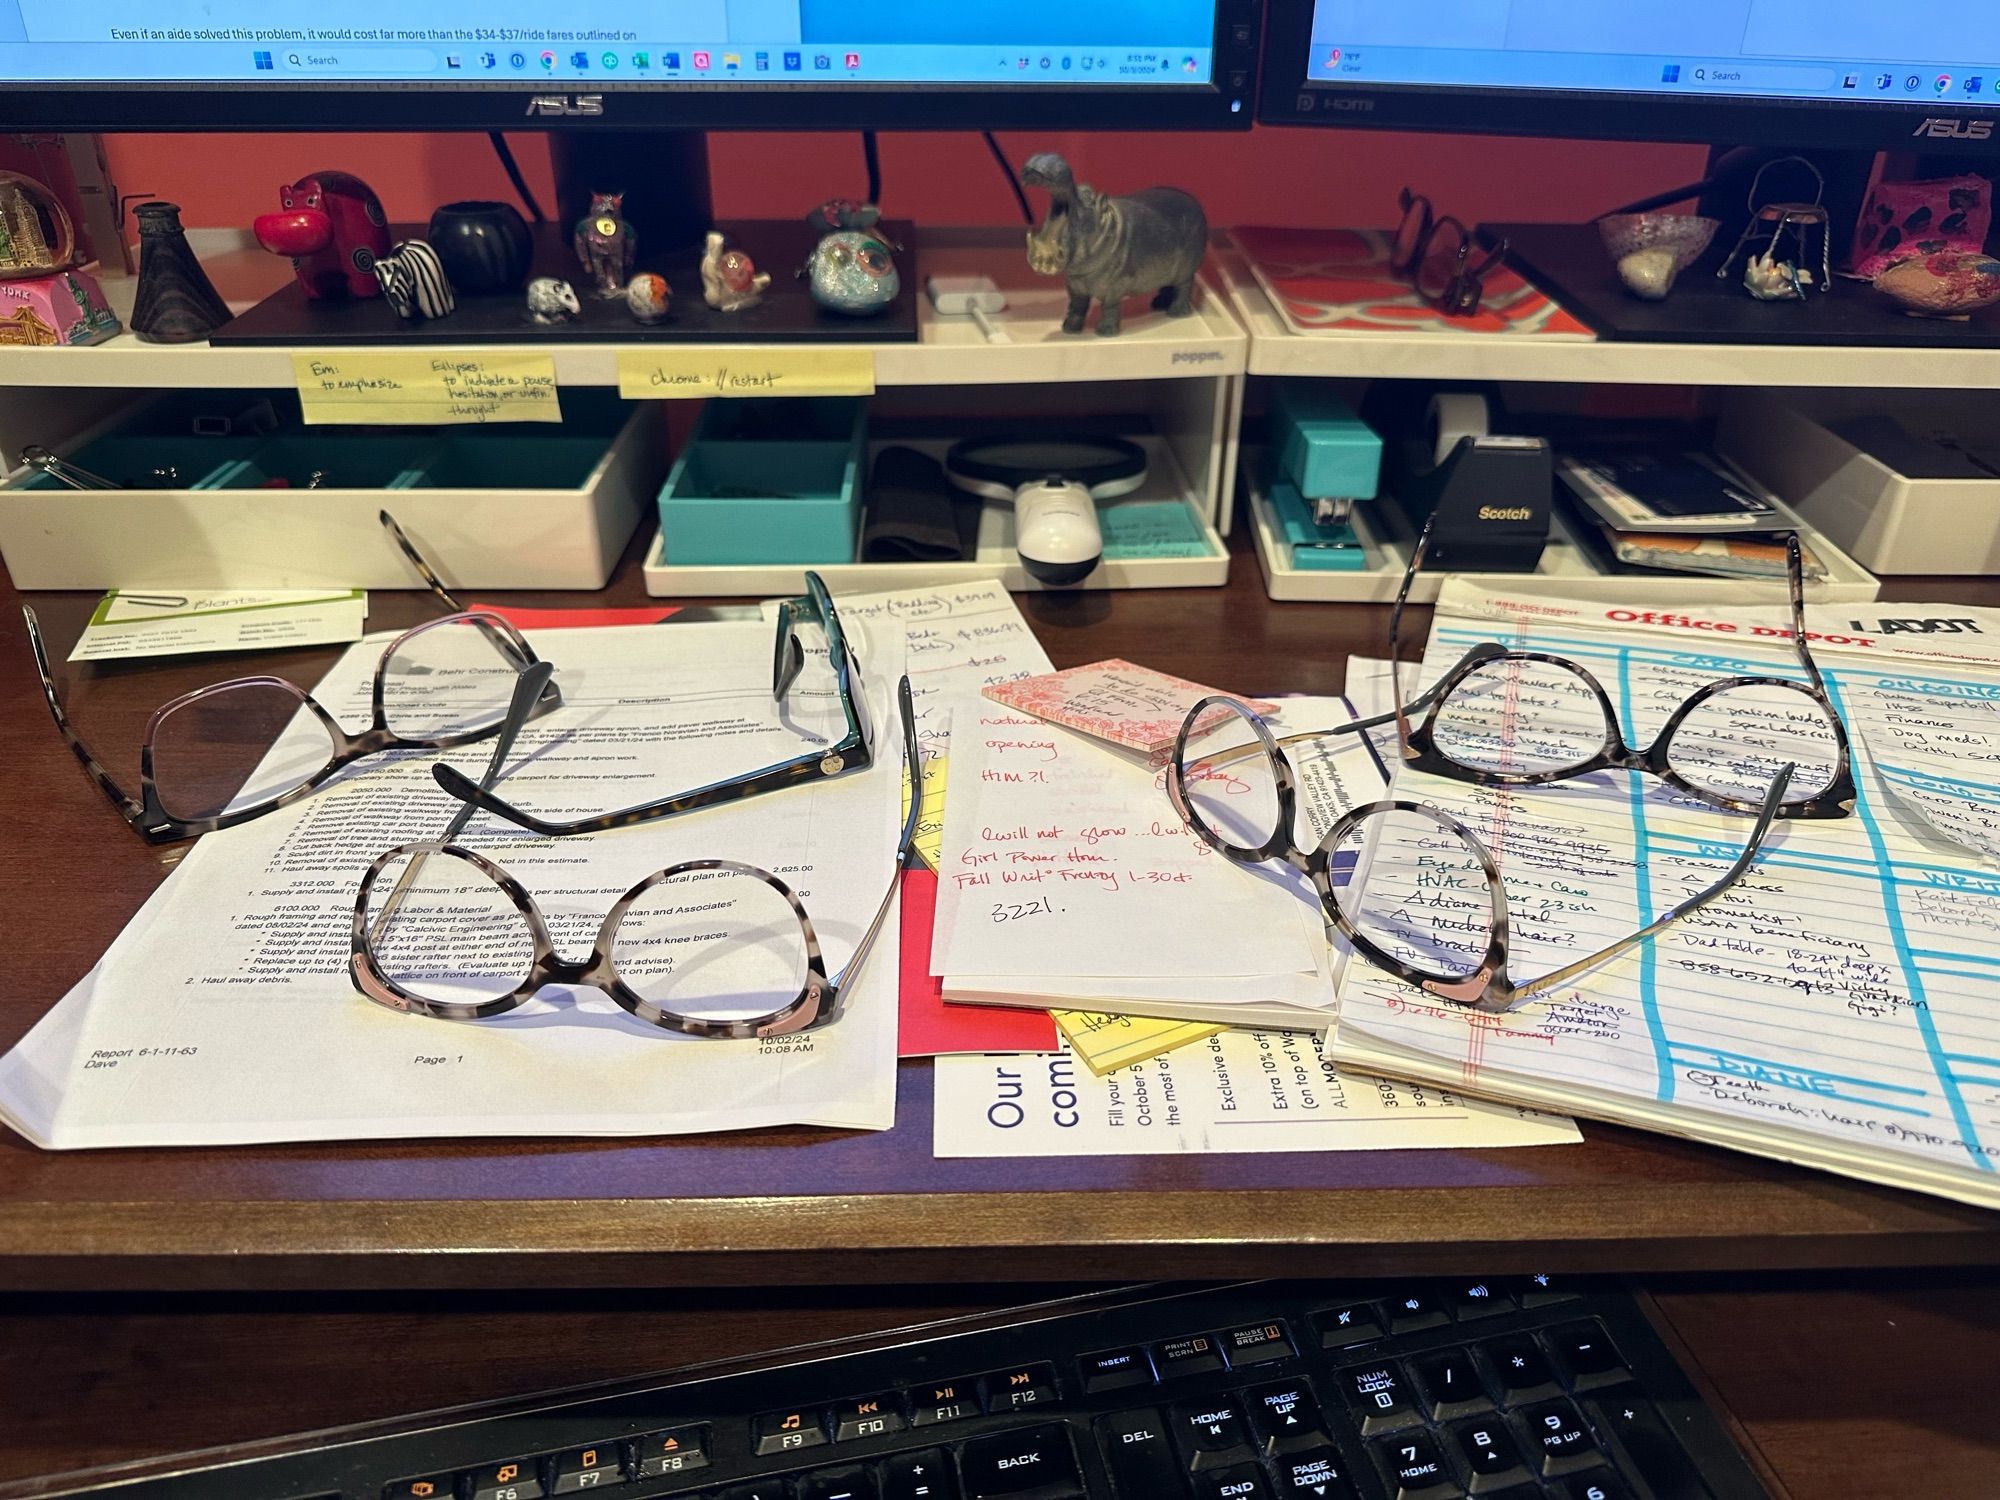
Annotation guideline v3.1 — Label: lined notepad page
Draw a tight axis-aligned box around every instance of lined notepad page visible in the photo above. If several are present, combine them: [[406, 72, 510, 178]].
[[1334, 592, 2000, 1208]]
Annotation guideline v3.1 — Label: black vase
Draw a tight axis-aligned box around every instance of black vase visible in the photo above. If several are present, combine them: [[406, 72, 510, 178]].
[[427, 201, 533, 295], [129, 202, 232, 344]]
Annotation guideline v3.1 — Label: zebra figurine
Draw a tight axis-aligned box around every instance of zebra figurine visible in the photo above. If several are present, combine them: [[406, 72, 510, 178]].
[[372, 239, 455, 320]]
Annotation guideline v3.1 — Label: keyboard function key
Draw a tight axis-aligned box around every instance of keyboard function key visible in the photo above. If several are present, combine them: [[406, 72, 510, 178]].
[[1079, 1346, 1154, 1394], [834, 1393, 907, 1442], [469, 1459, 547, 1500], [1154, 1334, 1227, 1378], [1518, 1272, 1580, 1307], [959, 1423, 1085, 1499], [1311, 1304, 1384, 1350], [1449, 1281, 1517, 1321], [1410, 1349, 1490, 1420], [630, 1425, 709, 1479], [1521, 1399, 1601, 1478], [550, 1443, 625, 1492], [1449, 1420, 1529, 1493], [1242, 1380, 1328, 1455], [988, 1363, 1059, 1411], [1193, 1464, 1271, 1500], [1218, 1321, 1294, 1368], [754, 1406, 830, 1456], [1546, 1322, 1629, 1391], [1386, 1290, 1450, 1334], [1480, 1335, 1561, 1402], [1096, 1408, 1190, 1498], [1371, 1431, 1457, 1500], [385, 1480, 457, 1500], [1269, 1447, 1359, 1499], [908, 1380, 981, 1428], [882, 1449, 959, 1500], [1334, 1361, 1420, 1435], [1172, 1398, 1254, 1468], [798, 1468, 880, 1500]]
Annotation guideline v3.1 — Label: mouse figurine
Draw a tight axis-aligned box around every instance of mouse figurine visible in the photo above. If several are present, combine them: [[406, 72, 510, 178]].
[[1020, 152, 1206, 337], [525, 276, 581, 325], [803, 229, 900, 316], [573, 191, 636, 298], [701, 230, 770, 311], [626, 271, 672, 324]]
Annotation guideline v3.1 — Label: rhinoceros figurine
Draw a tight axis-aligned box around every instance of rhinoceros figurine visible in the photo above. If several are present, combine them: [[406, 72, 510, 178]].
[[1021, 153, 1206, 337]]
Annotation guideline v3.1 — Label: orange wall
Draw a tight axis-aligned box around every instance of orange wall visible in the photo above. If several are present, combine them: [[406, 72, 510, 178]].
[[99, 128, 1705, 232]]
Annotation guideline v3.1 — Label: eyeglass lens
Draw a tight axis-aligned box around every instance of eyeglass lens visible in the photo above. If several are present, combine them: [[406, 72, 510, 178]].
[[1174, 699, 1285, 853], [611, 868, 810, 1024], [1391, 191, 1430, 273], [379, 616, 531, 740], [363, 848, 538, 1008], [1321, 807, 1493, 982], [151, 682, 337, 823]]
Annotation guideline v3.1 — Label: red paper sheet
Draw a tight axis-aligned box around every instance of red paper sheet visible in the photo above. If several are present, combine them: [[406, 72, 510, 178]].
[[466, 603, 683, 629], [898, 866, 1058, 1057]]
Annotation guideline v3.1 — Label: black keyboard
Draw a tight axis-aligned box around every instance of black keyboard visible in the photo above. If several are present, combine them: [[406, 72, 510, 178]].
[[18, 1280, 1767, 1500]]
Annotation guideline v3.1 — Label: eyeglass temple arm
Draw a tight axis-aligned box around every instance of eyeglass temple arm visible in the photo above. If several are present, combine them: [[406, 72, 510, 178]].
[[378, 510, 464, 615], [1389, 510, 1440, 754], [832, 675, 921, 992], [772, 598, 806, 702], [1178, 664, 1464, 781], [374, 660, 555, 945], [19, 606, 144, 823], [1783, 532, 1831, 694], [1514, 763, 1794, 1001]]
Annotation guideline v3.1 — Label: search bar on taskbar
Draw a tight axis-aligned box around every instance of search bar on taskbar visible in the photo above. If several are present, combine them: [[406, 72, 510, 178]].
[[282, 49, 439, 74], [1688, 63, 1837, 91]]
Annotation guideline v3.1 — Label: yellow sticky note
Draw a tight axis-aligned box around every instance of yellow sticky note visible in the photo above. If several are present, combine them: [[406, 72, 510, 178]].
[[1052, 1010, 1227, 1077], [902, 751, 949, 872], [292, 353, 561, 425], [617, 347, 876, 399]]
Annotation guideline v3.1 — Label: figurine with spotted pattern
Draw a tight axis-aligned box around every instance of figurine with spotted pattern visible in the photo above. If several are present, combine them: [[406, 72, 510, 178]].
[[573, 191, 636, 299]]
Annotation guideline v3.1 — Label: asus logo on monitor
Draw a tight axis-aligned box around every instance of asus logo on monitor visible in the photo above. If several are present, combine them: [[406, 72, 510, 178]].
[[525, 94, 605, 117], [1913, 116, 1993, 140]]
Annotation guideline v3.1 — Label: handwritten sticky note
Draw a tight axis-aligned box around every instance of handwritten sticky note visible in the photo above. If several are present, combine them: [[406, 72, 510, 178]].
[[1051, 1009, 1226, 1076], [292, 353, 560, 425], [1100, 501, 1215, 560], [903, 751, 950, 872], [983, 660, 1279, 763], [617, 348, 876, 399]]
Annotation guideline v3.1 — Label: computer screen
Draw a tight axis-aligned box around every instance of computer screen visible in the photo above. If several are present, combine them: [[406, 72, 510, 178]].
[[0, 0, 1259, 130], [1261, 0, 2000, 153]]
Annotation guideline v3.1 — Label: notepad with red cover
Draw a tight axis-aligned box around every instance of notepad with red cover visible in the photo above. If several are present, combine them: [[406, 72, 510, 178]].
[[981, 660, 1278, 764]]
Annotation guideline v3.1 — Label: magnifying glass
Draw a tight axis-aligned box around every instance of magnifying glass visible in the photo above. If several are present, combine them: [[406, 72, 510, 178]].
[[944, 433, 1147, 587], [1694, 67, 1706, 81], [288, 52, 302, 65]]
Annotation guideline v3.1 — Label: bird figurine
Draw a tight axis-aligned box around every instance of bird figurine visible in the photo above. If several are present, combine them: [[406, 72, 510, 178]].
[[525, 276, 581, 325], [626, 271, 671, 324], [1743, 252, 1811, 302], [572, 191, 635, 298], [700, 230, 770, 312], [803, 230, 899, 316]]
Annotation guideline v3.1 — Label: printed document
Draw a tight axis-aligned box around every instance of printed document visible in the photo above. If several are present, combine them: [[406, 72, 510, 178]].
[[933, 1030, 1580, 1157], [0, 621, 905, 1148], [1335, 583, 2000, 1209]]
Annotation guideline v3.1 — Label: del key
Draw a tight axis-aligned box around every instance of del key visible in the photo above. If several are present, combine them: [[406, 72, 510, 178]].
[[960, 1424, 1086, 1500], [1098, 1408, 1191, 1498]]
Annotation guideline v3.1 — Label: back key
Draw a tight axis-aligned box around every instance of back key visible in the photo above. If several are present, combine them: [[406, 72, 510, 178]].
[[961, 1424, 1086, 1500]]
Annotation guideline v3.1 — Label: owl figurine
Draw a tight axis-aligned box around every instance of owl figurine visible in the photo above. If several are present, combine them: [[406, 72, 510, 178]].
[[804, 230, 900, 316], [573, 191, 635, 298], [700, 230, 770, 312]]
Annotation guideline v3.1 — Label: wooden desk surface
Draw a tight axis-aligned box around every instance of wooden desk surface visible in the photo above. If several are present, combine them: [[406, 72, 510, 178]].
[[3, 534, 1998, 1291], [1, 1274, 1994, 1498]]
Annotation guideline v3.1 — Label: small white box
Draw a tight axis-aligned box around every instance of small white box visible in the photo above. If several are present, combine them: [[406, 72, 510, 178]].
[[0, 402, 664, 592], [1719, 392, 2000, 576]]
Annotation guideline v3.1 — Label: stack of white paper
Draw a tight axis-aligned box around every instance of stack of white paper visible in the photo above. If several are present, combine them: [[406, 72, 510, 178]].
[[0, 620, 907, 1149], [930, 695, 1388, 1030]]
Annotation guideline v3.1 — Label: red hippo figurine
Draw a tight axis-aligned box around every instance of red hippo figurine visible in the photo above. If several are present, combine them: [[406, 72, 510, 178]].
[[253, 171, 392, 299]]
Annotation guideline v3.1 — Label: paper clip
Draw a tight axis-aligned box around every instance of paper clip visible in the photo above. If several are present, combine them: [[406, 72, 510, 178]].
[[20, 445, 123, 491]]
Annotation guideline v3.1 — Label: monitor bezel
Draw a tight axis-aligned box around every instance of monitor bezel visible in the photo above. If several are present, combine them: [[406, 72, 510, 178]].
[[0, 5, 1259, 131], [1257, 0, 2000, 156]]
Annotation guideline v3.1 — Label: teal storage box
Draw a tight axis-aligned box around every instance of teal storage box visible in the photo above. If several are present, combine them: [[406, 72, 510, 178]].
[[1270, 381, 1382, 501], [656, 398, 866, 566]]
